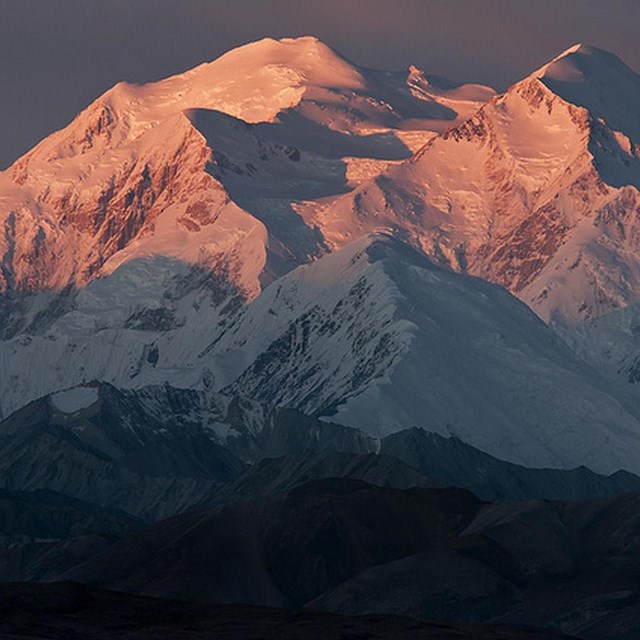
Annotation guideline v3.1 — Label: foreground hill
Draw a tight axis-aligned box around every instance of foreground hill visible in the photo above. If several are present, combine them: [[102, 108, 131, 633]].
[[0, 581, 572, 640], [60, 478, 640, 639], [0, 488, 141, 583]]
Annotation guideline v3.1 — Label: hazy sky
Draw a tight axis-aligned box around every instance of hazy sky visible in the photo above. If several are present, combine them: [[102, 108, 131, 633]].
[[1, 0, 639, 168]]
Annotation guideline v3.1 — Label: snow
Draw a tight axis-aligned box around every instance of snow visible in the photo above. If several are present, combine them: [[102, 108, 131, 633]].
[[0, 35, 495, 307], [197, 234, 640, 474], [6, 231, 640, 473], [50, 386, 99, 414], [4, 38, 640, 477], [294, 40, 640, 337], [536, 43, 640, 142]]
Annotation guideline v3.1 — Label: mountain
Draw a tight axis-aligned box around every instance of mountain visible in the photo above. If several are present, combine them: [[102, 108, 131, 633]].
[[0, 35, 492, 303], [0, 36, 494, 418], [202, 233, 640, 473], [380, 428, 640, 502], [310, 488, 640, 639], [61, 478, 640, 639], [0, 383, 247, 519], [0, 381, 385, 518], [3, 38, 640, 473], [204, 444, 640, 506], [2, 380, 640, 512], [307, 487, 640, 640], [6, 36, 640, 640], [298, 44, 640, 326], [64, 480, 483, 606], [289, 43, 640, 388], [203, 451, 440, 507], [4, 234, 640, 474]]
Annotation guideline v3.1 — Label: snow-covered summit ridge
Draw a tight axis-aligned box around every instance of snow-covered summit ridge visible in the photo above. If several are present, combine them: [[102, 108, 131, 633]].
[[0, 35, 494, 309], [12, 35, 493, 168]]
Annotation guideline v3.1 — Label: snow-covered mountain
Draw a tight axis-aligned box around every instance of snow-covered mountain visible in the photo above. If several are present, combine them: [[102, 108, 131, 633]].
[[4, 37, 640, 474], [0, 36, 494, 415], [299, 45, 640, 326], [287, 43, 640, 387], [0, 36, 492, 307], [201, 233, 640, 474], [6, 231, 640, 472]]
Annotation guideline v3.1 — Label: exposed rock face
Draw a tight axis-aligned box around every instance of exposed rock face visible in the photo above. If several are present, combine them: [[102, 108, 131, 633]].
[[0, 382, 384, 518], [3, 380, 640, 516], [0, 384, 247, 520]]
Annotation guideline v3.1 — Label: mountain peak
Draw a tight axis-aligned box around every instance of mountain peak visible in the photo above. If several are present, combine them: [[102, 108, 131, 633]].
[[526, 43, 640, 141], [273, 34, 327, 48], [538, 42, 630, 81], [205, 34, 361, 87], [552, 42, 599, 59], [222, 35, 342, 60]]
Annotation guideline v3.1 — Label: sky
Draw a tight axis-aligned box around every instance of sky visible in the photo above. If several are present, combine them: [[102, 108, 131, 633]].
[[1, 0, 639, 169]]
